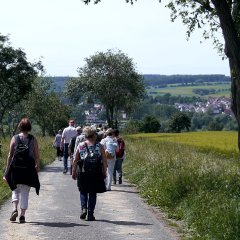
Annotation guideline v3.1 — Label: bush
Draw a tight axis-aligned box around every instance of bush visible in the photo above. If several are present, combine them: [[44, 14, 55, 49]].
[[141, 115, 161, 133]]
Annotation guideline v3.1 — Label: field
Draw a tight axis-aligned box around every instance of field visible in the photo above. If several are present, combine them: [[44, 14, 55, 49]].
[[124, 131, 240, 239], [129, 131, 238, 155], [147, 82, 231, 98]]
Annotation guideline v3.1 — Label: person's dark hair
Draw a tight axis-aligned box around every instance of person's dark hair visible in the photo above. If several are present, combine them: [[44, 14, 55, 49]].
[[113, 129, 120, 137], [18, 118, 32, 132]]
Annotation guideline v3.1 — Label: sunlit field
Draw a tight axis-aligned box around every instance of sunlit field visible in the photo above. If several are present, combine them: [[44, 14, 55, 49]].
[[147, 83, 231, 98], [129, 131, 238, 155]]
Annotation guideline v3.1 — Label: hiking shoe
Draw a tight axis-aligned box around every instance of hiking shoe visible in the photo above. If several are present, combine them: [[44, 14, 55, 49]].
[[87, 214, 95, 221], [119, 177, 122, 184], [10, 209, 18, 222], [80, 208, 87, 220], [19, 216, 25, 224]]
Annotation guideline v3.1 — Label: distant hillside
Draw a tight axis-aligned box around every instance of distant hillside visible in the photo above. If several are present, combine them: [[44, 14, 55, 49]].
[[144, 74, 230, 86], [50, 76, 72, 92], [50, 75, 231, 91]]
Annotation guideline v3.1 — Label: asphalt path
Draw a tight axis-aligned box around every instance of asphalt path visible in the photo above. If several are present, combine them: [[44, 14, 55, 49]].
[[0, 160, 179, 240]]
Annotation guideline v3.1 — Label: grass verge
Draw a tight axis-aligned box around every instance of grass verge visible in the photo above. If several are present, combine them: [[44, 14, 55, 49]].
[[124, 135, 240, 239]]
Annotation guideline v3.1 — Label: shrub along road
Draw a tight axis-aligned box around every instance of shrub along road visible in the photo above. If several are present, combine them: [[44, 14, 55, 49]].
[[0, 160, 178, 240]]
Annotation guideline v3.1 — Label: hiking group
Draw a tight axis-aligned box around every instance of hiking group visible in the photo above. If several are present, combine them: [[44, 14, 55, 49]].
[[3, 118, 126, 223]]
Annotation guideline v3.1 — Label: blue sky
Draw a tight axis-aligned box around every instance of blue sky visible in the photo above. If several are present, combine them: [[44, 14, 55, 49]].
[[0, 0, 230, 76]]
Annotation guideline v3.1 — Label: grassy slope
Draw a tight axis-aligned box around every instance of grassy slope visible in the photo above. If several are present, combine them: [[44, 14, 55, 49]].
[[124, 131, 240, 239], [147, 83, 231, 97]]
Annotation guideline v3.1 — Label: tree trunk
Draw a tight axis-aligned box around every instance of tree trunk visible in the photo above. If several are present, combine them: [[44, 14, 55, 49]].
[[106, 107, 111, 127], [109, 106, 114, 128], [0, 123, 4, 138], [212, 0, 240, 150]]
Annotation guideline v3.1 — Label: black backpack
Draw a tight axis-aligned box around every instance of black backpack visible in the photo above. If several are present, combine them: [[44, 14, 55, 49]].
[[12, 135, 34, 169], [79, 142, 102, 173]]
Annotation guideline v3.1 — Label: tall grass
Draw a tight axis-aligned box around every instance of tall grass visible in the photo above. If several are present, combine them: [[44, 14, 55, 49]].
[[124, 134, 240, 239], [0, 136, 56, 205]]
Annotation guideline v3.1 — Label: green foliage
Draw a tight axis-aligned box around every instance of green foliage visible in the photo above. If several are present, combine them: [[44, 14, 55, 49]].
[[191, 113, 238, 131], [141, 115, 161, 133], [123, 119, 143, 134], [0, 34, 42, 129], [169, 112, 191, 133], [124, 134, 240, 239], [65, 49, 145, 128], [27, 77, 71, 136]]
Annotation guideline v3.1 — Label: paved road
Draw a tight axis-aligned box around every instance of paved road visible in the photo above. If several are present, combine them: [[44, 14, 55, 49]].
[[0, 160, 179, 240]]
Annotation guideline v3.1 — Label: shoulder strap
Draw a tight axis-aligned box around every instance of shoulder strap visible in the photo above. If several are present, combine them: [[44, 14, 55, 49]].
[[15, 135, 22, 145], [84, 142, 90, 154], [84, 142, 97, 154]]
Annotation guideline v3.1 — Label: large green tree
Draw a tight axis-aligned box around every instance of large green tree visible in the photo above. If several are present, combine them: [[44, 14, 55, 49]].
[[0, 34, 42, 134], [65, 49, 145, 128], [82, 0, 240, 148], [169, 112, 191, 133]]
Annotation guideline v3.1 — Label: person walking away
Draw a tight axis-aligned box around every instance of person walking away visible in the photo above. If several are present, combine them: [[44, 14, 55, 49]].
[[100, 128, 118, 191], [53, 129, 63, 161], [68, 126, 82, 175], [61, 120, 77, 174], [72, 127, 107, 221], [3, 118, 40, 223], [74, 126, 86, 154], [113, 129, 125, 184]]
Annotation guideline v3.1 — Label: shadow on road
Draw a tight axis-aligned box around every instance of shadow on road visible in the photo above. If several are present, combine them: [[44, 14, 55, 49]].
[[97, 219, 152, 226], [112, 189, 139, 194], [29, 221, 88, 228], [43, 166, 62, 172]]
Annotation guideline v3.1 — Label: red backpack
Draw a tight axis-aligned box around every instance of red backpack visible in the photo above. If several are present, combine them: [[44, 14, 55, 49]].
[[116, 138, 125, 158]]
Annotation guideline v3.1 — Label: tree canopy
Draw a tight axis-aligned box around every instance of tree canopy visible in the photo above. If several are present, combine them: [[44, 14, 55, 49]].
[[169, 112, 191, 133], [65, 49, 145, 127], [0, 33, 42, 133]]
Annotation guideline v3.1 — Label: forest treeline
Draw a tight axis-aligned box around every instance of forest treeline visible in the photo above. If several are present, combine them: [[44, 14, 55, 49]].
[[50, 74, 231, 91]]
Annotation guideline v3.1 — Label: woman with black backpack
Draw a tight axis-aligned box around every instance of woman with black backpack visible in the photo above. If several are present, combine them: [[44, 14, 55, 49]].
[[72, 126, 107, 221], [3, 118, 40, 224]]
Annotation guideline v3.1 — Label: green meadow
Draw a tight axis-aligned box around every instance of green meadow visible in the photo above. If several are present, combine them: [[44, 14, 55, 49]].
[[147, 82, 231, 98], [0, 136, 55, 205], [124, 131, 240, 239]]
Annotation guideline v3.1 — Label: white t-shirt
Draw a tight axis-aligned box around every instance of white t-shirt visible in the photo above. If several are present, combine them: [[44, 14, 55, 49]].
[[62, 126, 77, 144], [100, 136, 118, 159]]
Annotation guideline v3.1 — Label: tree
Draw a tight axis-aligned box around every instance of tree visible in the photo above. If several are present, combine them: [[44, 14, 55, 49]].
[[82, 1, 240, 149], [141, 115, 161, 133], [28, 77, 71, 136], [65, 49, 145, 128], [124, 119, 143, 134], [169, 112, 191, 133], [154, 104, 179, 120], [0, 34, 42, 134]]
